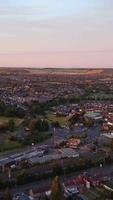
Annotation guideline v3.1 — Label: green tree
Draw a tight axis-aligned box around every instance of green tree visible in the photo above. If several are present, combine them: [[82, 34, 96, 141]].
[[51, 176, 63, 200], [8, 119, 15, 132], [16, 169, 28, 184], [51, 121, 60, 128], [28, 118, 49, 134], [3, 188, 12, 200], [83, 117, 94, 127], [28, 119, 37, 134], [52, 162, 63, 176]]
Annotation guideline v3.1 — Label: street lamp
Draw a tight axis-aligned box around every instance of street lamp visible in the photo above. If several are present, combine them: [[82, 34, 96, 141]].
[[100, 163, 103, 168], [32, 143, 36, 150], [53, 127, 55, 147]]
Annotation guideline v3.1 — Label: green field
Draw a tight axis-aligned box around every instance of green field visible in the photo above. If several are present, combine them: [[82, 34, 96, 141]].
[[47, 113, 68, 126], [0, 139, 22, 152], [0, 117, 23, 152], [0, 116, 23, 126]]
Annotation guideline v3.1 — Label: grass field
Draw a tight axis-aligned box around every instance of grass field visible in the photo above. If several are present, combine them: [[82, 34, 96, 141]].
[[0, 117, 23, 126], [0, 139, 22, 152], [47, 112, 68, 126], [0, 117, 23, 152]]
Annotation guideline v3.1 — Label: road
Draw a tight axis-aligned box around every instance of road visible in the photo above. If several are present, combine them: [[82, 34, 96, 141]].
[[0, 125, 102, 159]]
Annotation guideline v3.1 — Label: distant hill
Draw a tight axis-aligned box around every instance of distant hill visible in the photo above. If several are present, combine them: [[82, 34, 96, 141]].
[[0, 67, 112, 75]]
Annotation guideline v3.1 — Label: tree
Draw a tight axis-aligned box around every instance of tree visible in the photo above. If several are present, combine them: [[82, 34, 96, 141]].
[[52, 162, 63, 175], [36, 119, 49, 132], [28, 118, 49, 134], [8, 119, 15, 132], [111, 139, 113, 150], [16, 169, 28, 184], [51, 176, 63, 200], [3, 188, 12, 200], [23, 116, 30, 126], [28, 119, 37, 134], [68, 122, 74, 136], [83, 117, 94, 127], [51, 121, 60, 128]]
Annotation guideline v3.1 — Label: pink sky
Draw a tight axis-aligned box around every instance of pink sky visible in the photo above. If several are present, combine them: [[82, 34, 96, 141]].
[[0, 0, 113, 68], [0, 51, 113, 68]]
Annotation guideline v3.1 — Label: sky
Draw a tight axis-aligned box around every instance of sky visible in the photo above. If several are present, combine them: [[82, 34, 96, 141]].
[[0, 0, 113, 68]]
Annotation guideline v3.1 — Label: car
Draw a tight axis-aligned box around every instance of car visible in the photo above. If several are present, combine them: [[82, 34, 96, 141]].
[[10, 164, 16, 169]]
